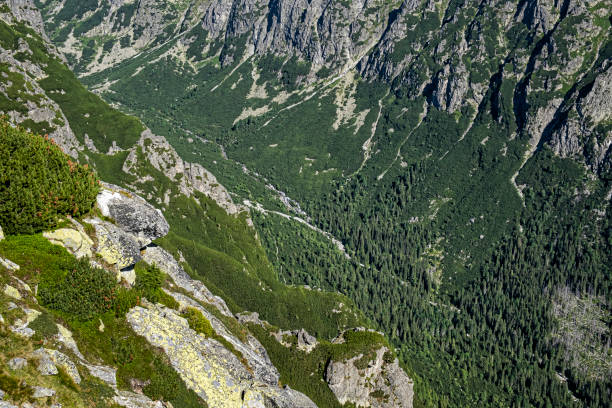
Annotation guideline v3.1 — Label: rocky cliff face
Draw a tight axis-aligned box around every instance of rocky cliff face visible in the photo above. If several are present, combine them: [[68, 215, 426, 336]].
[[38, 0, 611, 175], [325, 331, 413, 408]]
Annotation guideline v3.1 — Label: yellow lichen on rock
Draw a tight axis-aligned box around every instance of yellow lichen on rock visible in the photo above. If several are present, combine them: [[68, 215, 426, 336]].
[[96, 237, 130, 269], [43, 228, 94, 259], [126, 304, 265, 408], [3, 284, 22, 300]]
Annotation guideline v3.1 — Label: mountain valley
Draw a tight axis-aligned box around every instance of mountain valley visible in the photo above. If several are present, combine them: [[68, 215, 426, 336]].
[[0, 0, 610, 407]]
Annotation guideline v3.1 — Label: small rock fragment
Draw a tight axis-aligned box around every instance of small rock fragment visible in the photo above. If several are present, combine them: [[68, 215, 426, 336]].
[[0, 224, 4, 241], [0, 401, 18, 408], [32, 386, 56, 398], [0, 388, 4, 399], [0, 258, 19, 271], [7, 357, 27, 370]]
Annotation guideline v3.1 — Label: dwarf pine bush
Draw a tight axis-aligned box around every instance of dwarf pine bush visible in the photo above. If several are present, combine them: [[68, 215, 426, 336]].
[[0, 119, 99, 234]]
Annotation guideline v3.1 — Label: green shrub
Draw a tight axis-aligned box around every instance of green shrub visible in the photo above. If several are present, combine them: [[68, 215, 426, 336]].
[[0, 118, 99, 234], [134, 263, 164, 303], [111, 335, 135, 366], [38, 258, 117, 321], [0, 372, 33, 403], [28, 311, 59, 341], [113, 287, 140, 317], [183, 307, 214, 337]]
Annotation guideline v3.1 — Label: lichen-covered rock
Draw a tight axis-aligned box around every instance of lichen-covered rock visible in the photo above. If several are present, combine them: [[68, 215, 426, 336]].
[[34, 353, 58, 376], [56, 324, 85, 360], [141, 245, 232, 316], [32, 386, 55, 398], [3, 285, 21, 300], [171, 291, 280, 386], [126, 303, 316, 408], [96, 183, 169, 247], [86, 217, 141, 270], [9, 307, 40, 338], [33, 348, 81, 384], [43, 228, 94, 259], [113, 391, 164, 408], [85, 364, 117, 387], [326, 346, 413, 408]]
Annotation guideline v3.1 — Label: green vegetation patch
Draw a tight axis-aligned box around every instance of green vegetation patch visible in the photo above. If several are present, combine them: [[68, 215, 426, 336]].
[[38, 258, 117, 322], [0, 119, 99, 235]]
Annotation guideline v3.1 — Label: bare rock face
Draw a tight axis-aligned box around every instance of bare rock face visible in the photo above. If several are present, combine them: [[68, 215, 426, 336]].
[[6, 0, 47, 38], [122, 130, 243, 215], [141, 245, 233, 316], [548, 64, 612, 172], [325, 346, 413, 408], [97, 182, 170, 247], [126, 303, 317, 408]]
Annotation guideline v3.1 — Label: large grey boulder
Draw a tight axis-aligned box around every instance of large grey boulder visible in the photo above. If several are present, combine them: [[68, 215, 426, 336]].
[[96, 183, 169, 247], [86, 217, 142, 270]]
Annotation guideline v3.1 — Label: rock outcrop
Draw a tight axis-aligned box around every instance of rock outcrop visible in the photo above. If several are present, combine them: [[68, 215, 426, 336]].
[[33, 348, 82, 384], [97, 182, 170, 247], [43, 228, 94, 259], [122, 130, 243, 215], [127, 303, 317, 408], [142, 245, 233, 316], [326, 345, 414, 408]]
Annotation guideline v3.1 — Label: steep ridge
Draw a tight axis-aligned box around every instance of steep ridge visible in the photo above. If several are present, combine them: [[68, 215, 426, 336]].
[[0, 2, 415, 407], [11, 0, 612, 407]]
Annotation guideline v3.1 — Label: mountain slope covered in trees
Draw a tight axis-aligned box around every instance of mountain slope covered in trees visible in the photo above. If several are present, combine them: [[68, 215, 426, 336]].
[[5, 0, 612, 407]]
